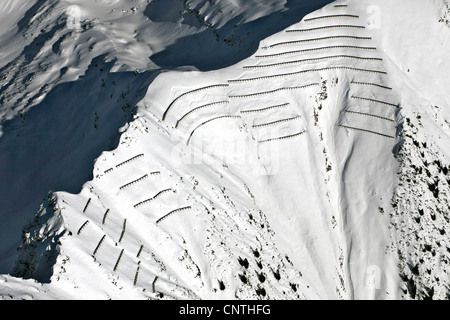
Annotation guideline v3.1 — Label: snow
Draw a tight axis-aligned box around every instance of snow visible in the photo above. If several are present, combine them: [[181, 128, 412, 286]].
[[0, 0, 449, 300]]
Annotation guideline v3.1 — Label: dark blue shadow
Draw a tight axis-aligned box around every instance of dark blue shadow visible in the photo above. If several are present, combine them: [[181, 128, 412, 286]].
[[0, 54, 160, 276], [150, 0, 335, 71]]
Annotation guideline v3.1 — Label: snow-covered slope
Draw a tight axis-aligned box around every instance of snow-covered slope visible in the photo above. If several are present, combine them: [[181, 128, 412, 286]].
[[0, 0, 333, 275], [0, 0, 449, 300]]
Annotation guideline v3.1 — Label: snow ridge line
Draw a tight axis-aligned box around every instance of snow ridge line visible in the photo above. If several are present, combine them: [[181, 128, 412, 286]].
[[93, 235, 106, 256], [113, 249, 125, 271], [351, 96, 398, 107], [286, 25, 365, 32], [104, 168, 114, 174], [162, 84, 230, 121], [116, 154, 144, 168], [339, 125, 395, 139], [261, 36, 372, 49], [187, 115, 241, 145], [229, 67, 387, 83], [258, 130, 307, 144], [345, 110, 395, 122], [253, 116, 301, 128], [118, 219, 127, 243], [240, 103, 290, 114], [229, 83, 320, 99], [156, 206, 192, 224], [77, 220, 89, 235], [244, 55, 382, 69], [350, 81, 393, 90], [119, 174, 148, 190], [83, 198, 91, 213], [334, 5, 348, 8], [134, 188, 173, 208], [175, 101, 229, 128], [304, 14, 360, 22], [255, 45, 377, 59]]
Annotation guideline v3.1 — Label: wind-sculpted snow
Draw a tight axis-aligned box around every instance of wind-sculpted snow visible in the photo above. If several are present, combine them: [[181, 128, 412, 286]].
[[0, 0, 449, 300]]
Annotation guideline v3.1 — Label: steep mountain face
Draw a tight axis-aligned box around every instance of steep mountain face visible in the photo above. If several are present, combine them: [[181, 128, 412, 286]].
[[0, 0, 333, 276], [0, 0, 449, 300]]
